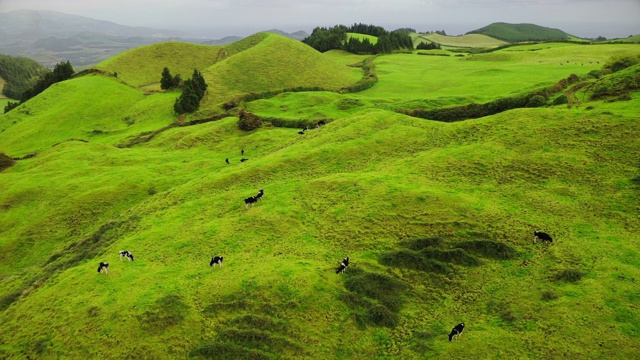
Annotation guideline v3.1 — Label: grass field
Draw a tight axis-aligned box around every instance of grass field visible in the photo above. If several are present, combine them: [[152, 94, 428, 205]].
[[348, 32, 379, 45], [0, 35, 639, 359], [413, 33, 507, 48]]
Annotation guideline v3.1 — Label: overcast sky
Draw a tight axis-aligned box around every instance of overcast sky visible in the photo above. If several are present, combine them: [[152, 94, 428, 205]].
[[1, 0, 639, 39]]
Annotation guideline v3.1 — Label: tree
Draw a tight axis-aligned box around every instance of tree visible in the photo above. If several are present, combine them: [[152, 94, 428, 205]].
[[173, 69, 207, 114], [3, 101, 19, 114], [160, 67, 175, 90]]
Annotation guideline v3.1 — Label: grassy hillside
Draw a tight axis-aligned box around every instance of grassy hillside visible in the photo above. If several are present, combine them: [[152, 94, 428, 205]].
[[94, 41, 223, 88], [414, 33, 507, 48], [200, 33, 362, 109], [348, 32, 379, 45], [467, 22, 574, 43], [0, 38, 639, 359]]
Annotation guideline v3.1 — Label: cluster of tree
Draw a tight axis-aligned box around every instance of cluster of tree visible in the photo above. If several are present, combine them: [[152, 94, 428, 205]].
[[0, 55, 49, 100], [4, 61, 74, 114], [160, 67, 181, 90], [303, 23, 413, 54], [416, 41, 441, 50], [173, 69, 207, 114]]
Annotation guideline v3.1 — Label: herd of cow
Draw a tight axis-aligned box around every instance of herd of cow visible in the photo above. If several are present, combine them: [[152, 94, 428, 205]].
[[96, 178, 555, 343]]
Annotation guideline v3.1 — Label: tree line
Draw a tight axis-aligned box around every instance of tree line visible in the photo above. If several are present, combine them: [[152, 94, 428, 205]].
[[0, 55, 49, 100], [303, 23, 414, 54], [4, 60, 74, 114]]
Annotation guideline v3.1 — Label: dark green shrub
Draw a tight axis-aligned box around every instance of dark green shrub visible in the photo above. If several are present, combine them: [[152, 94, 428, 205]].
[[552, 94, 568, 105], [527, 94, 547, 107], [554, 269, 584, 283], [0, 153, 15, 172], [604, 55, 640, 73], [587, 69, 604, 79], [238, 110, 262, 131]]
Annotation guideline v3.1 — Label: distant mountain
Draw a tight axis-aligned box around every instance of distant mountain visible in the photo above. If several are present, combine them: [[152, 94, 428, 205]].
[[0, 10, 310, 68], [466, 22, 575, 43], [0, 10, 185, 45]]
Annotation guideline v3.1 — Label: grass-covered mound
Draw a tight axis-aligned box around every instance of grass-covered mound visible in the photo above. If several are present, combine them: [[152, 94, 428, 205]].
[[94, 41, 222, 87], [201, 32, 362, 108], [467, 22, 576, 42], [0, 74, 178, 157]]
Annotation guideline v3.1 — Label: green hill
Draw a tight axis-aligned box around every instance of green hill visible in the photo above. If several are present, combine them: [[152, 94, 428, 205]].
[[467, 22, 575, 43], [347, 32, 379, 45], [0, 37, 639, 359], [414, 33, 507, 48]]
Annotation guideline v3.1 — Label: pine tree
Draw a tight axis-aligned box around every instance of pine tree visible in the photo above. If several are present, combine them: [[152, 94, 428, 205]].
[[160, 67, 174, 90]]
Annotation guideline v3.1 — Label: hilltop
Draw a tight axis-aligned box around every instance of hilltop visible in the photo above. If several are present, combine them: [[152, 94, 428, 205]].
[[0, 35, 639, 359], [467, 22, 577, 42]]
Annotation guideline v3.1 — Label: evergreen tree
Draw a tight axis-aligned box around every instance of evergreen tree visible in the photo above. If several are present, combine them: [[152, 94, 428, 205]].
[[160, 67, 174, 90]]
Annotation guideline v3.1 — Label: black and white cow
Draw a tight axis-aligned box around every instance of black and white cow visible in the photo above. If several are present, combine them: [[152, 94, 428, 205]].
[[97, 262, 109, 275], [244, 195, 257, 209], [210, 256, 223, 267], [534, 231, 553, 244], [336, 256, 349, 274], [255, 189, 264, 202], [119, 250, 135, 261], [449, 323, 465, 341]]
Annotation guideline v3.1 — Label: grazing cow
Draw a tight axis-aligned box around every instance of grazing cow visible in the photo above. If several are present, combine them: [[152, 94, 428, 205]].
[[225, 158, 230, 164], [298, 130, 305, 135], [240, 158, 249, 162], [449, 323, 465, 341], [244, 195, 258, 209], [97, 262, 109, 275], [336, 256, 349, 274], [241, 149, 245, 155], [119, 250, 135, 261], [255, 189, 264, 202], [534, 231, 553, 244], [210, 256, 223, 267]]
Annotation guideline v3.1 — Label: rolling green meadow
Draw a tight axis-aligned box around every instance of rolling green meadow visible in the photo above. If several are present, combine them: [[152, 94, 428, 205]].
[[0, 31, 639, 359]]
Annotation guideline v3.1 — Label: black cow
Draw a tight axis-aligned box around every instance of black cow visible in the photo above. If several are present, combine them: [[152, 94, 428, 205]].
[[298, 130, 305, 135], [210, 256, 223, 267], [241, 149, 245, 155], [336, 256, 349, 274], [449, 323, 465, 341], [240, 158, 249, 162], [119, 250, 134, 261], [225, 158, 230, 164], [97, 262, 109, 275], [534, 231, 553, 244]]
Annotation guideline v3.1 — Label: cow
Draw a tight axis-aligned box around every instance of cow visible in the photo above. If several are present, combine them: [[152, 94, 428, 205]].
[[255, 189, 264, 202], [210, 256, 223, 267], [336, 256, 349, 274], [244, 195, 257, 209], [534, 231, 553, 244], [97, 262, 109, 275], [240, 158, 249, 162], [317, 120, 326, 127], [298, 130, 305, 135], [449, 323, 465, 341], [119, 250, 134, 261], [225, 158, 230, 164], [241, 149, 244, 155]]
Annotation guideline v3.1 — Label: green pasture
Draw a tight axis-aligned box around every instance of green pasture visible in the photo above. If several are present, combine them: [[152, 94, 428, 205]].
[[414, 33, 507, 48], [347, 32, 379, 44], [0, 34, 639, 358]]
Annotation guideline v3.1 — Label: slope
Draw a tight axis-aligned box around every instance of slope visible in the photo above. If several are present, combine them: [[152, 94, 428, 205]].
[[467, 22, 575, 42], [201, 32, 362, 108], [1, 98, 639, 357], [0, 74, 178, 157], [414, 33, 507, 48]]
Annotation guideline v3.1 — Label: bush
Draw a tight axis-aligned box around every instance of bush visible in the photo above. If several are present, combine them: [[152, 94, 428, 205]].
[[238, 110, 262, 131], [527, 94, 547, 107], [0, 152, 15, 172], [604, 55, 640, 73], [552, 94, 568, 105]]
